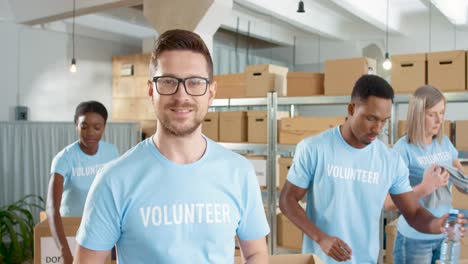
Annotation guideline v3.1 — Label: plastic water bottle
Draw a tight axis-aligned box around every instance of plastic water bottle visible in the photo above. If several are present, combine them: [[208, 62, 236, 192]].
[[440, 209, 461, 264]]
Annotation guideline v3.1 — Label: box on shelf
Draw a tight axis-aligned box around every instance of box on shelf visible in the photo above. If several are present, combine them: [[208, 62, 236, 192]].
[[246, 155, 268, 187], [324, 57, 376, 96], [34, 217, 111, 264], [113, 53, 150, 78], [277, 213, 303, 251], [385, 218, 398, 264], [278, 157, 293, 191], [287, 72, 324, 96], [427, 50, 466, 92], [202, 112, 219, 141], [455, 121, 468, 150], [245, 64, 288, 97], [235, 254, 323, 264], [397, 120, 452, 140], [219, 111, 247, 142], [112, 98, 154, 121], [213, 73, 246, 98], [391, 53, 426, 94], [279, 116, 345, 145], [113, 77, 149, 98], [247, 111, 290, 143]]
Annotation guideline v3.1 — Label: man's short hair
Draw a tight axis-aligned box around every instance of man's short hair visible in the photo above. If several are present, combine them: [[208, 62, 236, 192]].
[[149, 29, 214, 80], [351, 75, 394, 103], [74, 101, 108, 124]]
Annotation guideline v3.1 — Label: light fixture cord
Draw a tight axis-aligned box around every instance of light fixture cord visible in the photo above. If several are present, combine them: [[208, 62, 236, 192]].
[[72, 0, 75, 59], [385, 0, 389, 53], [428, 1, 432, 52]]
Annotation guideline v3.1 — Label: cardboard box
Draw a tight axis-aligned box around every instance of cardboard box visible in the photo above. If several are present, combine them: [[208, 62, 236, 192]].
[[453, 183, 468, 209], [324, 58, 376, 96], [287, 72, 324, 96], [219, 111, 247, 142], [277, 213, 303, 251], [34, 218, 112, 264], [113, 77, 149, 98], [455, 121, 468, 150], [245, 64, 288, 97], [202, 112, 219, 141], [385, 218, 398, 264], [235, 254, 323, 264], [213, 73, 246, 98], [247, 111, 290, 143], [112, 98, 154, 121], [391, 53, 426, 94], [428, 50, 466, 92], [279, 116, 345, 145], [246, 155, 268, 187], [278, 157, 293, 191], [397, 120, 452, 140], [113, 53, 150, 78]]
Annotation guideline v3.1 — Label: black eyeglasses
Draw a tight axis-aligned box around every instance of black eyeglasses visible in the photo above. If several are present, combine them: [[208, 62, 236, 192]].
[[152, 76, 210, 96]]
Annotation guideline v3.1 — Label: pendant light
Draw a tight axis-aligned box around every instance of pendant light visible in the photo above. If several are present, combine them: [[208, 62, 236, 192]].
[[297, 1, 305, 13], [382, 0, 392, 70], [69, 0, 77, 73]]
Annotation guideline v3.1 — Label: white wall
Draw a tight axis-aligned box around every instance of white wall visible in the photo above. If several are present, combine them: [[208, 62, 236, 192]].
[[0, 21, 140, 121]]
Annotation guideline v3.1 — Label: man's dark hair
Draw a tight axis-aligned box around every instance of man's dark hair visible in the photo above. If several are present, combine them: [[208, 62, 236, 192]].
[[150, 29, 214, 80], [351, 75, 394, 103], [74, 101, 108, 124]]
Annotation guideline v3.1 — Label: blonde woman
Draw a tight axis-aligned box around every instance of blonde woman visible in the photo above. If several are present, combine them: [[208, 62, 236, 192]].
[[386, 85, 467, 264]]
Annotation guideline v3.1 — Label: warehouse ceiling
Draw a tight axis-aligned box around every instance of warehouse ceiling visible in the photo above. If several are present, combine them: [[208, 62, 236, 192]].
[[3, 0, 468, 46]]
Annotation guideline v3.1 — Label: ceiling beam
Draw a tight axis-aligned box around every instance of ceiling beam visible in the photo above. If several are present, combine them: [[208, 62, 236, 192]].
[[10, 0, 142, 25]]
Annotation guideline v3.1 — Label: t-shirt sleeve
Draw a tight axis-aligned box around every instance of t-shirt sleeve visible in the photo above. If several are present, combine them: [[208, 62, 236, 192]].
[[445, 136, 458, 160], [392, 140, 410, 167], [389, 153, 412, 195], [236, 164, 270, 241], [76, 168, 121, 250], [112, 144, 120, 158], [50, 152, 71, 179], [287, 139, 316, 189]]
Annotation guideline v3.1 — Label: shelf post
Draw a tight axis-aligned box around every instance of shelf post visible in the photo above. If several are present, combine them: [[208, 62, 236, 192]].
[[267, 91, 278, 255]]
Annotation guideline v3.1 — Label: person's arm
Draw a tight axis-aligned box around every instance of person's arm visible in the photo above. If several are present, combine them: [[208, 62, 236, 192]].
[[391, 191, 447, 233], [73, 245, 110, 264], [46, 173, 73, 264], [279, 181, 351, 262], [238, 237, 268, 264], [384, 164, 449, 211]]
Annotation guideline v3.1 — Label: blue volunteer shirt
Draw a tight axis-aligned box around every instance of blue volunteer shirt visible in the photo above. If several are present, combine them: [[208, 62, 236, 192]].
[[394, 135, 458, 240], [50, 140, 119, 216], [76, 137, 270, 264], [287, 127, 411, 264]]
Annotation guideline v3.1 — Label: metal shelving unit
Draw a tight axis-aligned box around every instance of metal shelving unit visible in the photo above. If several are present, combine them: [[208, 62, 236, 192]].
[[210, 91, 468, 256]]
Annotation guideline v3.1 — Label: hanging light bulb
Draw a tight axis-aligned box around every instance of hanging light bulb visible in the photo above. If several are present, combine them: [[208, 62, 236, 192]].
[[297, 1, 305, 13], [70, 58, 77, 73], [382, 0, 392, 71], [383, 52, 392, 70], [69, 0, 77, 73]]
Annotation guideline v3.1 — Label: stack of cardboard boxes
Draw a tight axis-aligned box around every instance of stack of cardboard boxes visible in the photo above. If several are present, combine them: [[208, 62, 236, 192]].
[[112, 53, 156, 137]]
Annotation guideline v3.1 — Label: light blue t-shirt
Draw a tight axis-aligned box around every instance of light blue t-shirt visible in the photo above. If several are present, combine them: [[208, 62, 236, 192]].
[[287, 127, 411, 264], [76, 137, 270, 264], [50, 140, 119, 216], [394, 135, 458, 240]]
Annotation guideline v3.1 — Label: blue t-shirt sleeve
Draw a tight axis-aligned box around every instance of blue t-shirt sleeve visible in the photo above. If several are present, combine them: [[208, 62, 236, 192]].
[[287, 139, 316, 189], [76, 168, 120, 250], [389, 153, 412, 195], [50, 152, 71, 179], [236, 165, 270, 241], [444, 136, 458, 161], [392, 140, 410, 167]]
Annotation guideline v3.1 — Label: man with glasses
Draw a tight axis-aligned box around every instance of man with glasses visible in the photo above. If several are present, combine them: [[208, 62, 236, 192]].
[[73, 29, 270, 264]]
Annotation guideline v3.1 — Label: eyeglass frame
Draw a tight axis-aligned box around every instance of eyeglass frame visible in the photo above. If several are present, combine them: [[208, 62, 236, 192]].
[[152, 76, 211, 96]]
